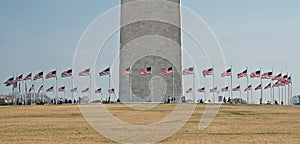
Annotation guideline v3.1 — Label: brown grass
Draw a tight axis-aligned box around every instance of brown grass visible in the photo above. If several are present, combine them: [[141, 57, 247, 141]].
[[0, 104, 299, 144]]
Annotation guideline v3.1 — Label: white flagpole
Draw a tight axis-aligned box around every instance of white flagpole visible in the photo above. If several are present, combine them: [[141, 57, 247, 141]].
[[230, 65, 233, 100], [42, 69, 45, 104], [108, 65, 111, 103], [172, 65, 175, 103], [285, 73, 288, 105], [30, 71, 33, 105], [204, 90, 207, 101], [212, 65, 215, 103], [64, 90, 66, 102], [239, 89, 241, 103], [89, 66, 92, 104], [271, 69, 274, 103], [281, 86, 284, 105], [270, 83, 273, 103], [56, 68, 58, 105], [21, 76, 25, 105], [260, 68, 263, 104], [277, 85, 280, 103], [192, 65, 195, 103], [246, 67, 249, 103], [290, 74, 293, 105], [129, 70, 132, 103], [250, 87, 253, 104]]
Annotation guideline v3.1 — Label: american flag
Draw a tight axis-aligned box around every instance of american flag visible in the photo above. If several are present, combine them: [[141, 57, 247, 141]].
[[79, 68, 90, 76], [34, 72, 43, 80], [46, 86, 54, 92], [250, 70, 261, 78], [58, 86, 65, 92], [121, 67, 131, 75], [38, 85, 44, 93], [46, 70, 56, 79], [23, 73, 32, 81], [221, 86, 229, 92], [221, 68, 232, 77], [287, 76, 292, 84], [210, 87, 217, 93], [264, 83, 271, 89], [186, 88, 192, 94], [232, 85, 241, 91], [202, 68, 214, 77], [183, 67, 194, 75], [237, 69, 247, 78], [278, 80, 287, 87], [140, 67, 152, 75], [198, 87, 205, 93], [282, 74, 288, 80], [282, 77, 291, 85], [70, 87, 77, 92], [244, 85, 252, 91], [29, 84, 34, 92], [82, 88, 89, 93], [4, 77, 14, 86], [95, 88, 102, 93], [272, 81, 279, 88], [272, 73, 282, 80], [61, 69, 72, 78], [262, 72, 273, 79], [255, 84, 262, 90], [108, 88, 115, 94], [13, 74, 23, 83], [99, 68, 110, 76], [162, 67, 173, 76]]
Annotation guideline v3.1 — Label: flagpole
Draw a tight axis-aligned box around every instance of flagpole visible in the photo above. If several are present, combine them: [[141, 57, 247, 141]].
[[281, 86, 284, 105], [33, 83, 36, 105], [246, 67, 249, 104], [250, 88, 253, 104], [18, 80, 21, 105], [260, 68, 263, 104], [21, 75, 24, 105], [277, 85, 279, 103], [22, 79, 25, 105], [239, 89, 241, 104], [55, 68, 58, 105], [290, 74, 293, 105], [269, 84, 272, 103], [24, 81, 27, 105], [271, 69, 274, 103], [129, 70, 132, 103], [14, 73, 17, 105], [89, 66, 92, 104], [212, 65, 215, 103], [230, 65, 233, 100], [11, 75, 14, 106], [64, 90, 66, 102], [172, 65, 175, 103], [108, 65, 111, 103], [284, 85, 287, 105], [30, 71, 33, 105], [192, 65, 195, 103], [42, 69, 45, 104], [204, 90, 207, 101], [72, 71, 75, 105], [285, 73, 288, 105]]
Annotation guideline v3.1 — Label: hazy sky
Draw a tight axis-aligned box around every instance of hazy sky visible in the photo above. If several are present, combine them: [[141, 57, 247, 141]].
[[0, 0, 299, 103]]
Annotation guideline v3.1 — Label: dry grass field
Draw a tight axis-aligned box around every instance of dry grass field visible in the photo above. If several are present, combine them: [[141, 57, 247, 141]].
[[0, 104, 299, 144]]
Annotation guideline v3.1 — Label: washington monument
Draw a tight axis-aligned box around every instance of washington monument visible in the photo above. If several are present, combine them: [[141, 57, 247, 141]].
[[119, 0, 182, 102]]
